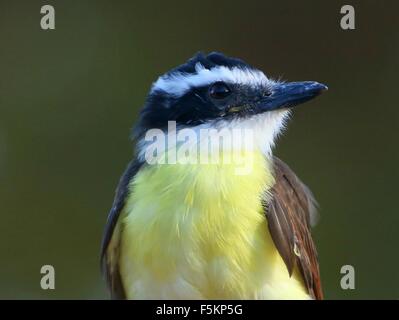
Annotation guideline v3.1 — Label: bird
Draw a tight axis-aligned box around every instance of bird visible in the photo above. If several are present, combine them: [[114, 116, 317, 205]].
[[101, 52, 327, 300]]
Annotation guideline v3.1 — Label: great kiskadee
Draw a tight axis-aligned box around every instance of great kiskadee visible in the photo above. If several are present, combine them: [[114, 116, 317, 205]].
[[101, 52, 327, 300]]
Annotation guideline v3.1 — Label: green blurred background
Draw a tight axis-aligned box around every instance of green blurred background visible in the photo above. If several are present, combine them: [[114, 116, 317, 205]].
[[0, 0, 398, 299]]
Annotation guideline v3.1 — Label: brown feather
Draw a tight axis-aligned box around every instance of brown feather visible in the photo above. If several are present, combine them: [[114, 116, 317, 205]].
[[100, 160, 143, 299], [266, 157, 323, 299]]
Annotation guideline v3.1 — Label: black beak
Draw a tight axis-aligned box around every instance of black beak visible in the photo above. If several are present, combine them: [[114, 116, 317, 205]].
[[257, 81, 328, 112]]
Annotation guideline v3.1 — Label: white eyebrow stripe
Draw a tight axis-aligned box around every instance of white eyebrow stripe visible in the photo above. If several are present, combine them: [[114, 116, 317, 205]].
[[150, 63, 270, 97]]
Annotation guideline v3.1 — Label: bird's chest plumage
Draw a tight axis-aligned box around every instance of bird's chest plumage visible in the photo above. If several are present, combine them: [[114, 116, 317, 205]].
[[119, 151, 309, 299]]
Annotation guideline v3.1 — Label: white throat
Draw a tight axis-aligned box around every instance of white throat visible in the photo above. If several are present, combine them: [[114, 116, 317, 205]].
[[136, 110, 290, 164]]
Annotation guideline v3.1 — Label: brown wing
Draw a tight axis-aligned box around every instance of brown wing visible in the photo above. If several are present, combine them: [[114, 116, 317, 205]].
[[100, 160, 143, 299], [264, 156, 323, 299]]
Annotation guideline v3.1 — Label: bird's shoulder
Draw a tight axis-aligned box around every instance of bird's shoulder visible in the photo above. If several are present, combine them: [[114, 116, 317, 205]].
[[265, 156, 323, 299], [100, 159, 143, 299]]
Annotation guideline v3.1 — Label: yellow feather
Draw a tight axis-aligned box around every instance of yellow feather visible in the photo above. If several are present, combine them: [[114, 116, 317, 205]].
[[119, 150, 310, 299]]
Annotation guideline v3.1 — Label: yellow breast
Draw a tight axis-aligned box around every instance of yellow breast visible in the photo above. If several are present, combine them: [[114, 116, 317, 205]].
[[119, 150, 310, 299]]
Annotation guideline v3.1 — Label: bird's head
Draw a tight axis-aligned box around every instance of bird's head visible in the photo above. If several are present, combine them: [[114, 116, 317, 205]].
[[134, 52, 327, 157]]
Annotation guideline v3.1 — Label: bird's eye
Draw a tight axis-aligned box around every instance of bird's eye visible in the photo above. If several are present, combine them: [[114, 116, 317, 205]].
[[209, 82, 231, 100], [262, 90, 272, 97]]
